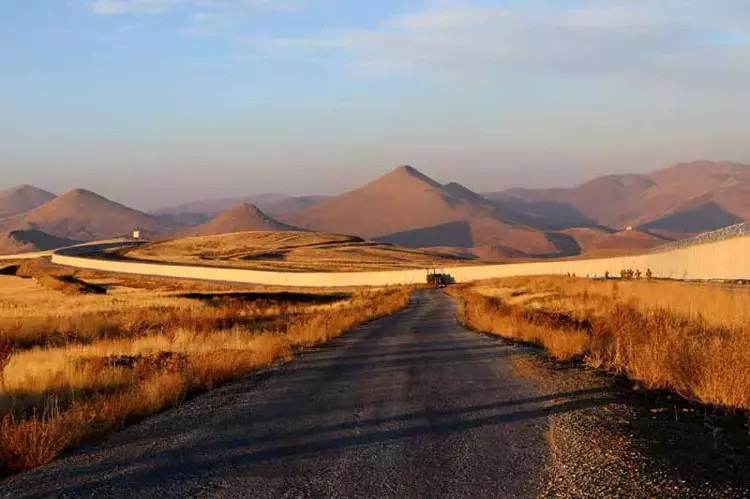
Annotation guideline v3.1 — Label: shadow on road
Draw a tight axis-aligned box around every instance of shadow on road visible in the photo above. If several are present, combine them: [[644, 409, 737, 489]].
[[16, 388, 611, 497]]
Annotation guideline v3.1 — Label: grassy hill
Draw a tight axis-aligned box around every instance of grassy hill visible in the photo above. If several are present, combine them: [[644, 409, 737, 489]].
[[124, 230, 473, 272]]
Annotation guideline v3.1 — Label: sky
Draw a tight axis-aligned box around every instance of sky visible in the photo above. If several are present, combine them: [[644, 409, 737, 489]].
[[1, 0, 750, 209]]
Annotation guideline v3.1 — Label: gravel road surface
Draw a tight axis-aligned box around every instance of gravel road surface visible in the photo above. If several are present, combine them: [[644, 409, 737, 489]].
[[1, 291, 567, 498]]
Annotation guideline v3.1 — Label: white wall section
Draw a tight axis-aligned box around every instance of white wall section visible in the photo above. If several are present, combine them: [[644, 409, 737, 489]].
[[49, 236, 750, 287]]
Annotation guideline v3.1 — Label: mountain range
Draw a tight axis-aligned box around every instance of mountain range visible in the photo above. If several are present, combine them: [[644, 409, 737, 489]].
[[1, 160, 748, 258], [486, 161, 750, 238]]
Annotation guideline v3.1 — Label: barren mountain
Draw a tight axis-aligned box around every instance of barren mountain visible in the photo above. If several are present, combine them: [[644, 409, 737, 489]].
[[11, 189, 169, 241], [0, 229, 79, 255], [486, 161, 750, 237], [0, 185, 57, 218], [285, 166, 562, 256], [187, 203, 303, 236]]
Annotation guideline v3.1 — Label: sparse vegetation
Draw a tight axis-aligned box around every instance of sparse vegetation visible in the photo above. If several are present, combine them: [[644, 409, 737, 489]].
[[0, 340, 11, 391], [450, 276, 750, 411], [0, 271, 411, 474]]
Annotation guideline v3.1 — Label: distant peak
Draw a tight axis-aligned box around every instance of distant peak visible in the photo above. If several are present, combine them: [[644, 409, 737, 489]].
[[383, 165, 443, 189], [395, 164, 418, 174], [50, 188, 121, 208], [392, 165, 428, 178], [6, 184, 54, 195], [221, 203, 278, 222], [63, 188, 105, 199], [231, 203, 265, 214]]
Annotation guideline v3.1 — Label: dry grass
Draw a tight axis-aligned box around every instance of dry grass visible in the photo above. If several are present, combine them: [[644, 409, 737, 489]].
[[125, 230, 471, 272], [0, 272, 411, 473], [450, 276, 750, 411]]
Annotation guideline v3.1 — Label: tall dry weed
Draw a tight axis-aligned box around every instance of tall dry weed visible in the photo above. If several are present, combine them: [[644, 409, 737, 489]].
[[452, 277, 750, 411], [0, 339, 11, 391], [0, 408, 69, 472]]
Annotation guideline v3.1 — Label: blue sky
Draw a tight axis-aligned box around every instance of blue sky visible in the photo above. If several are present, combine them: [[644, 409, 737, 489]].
[[1, 0, 749, 209]]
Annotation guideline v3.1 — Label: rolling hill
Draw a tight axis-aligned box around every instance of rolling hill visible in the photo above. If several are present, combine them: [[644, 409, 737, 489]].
[[285, 165, 565, 257], [125, 230, 471, 272], [9, 188, 170, 241], [186, 203, 304, 236], [485, 161, 750, 237]]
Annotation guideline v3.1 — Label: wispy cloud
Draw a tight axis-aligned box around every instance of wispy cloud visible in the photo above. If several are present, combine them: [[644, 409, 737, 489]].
[[90, 0, 307, 16], [86, 0, 750, 91], [91, 0, 185, 15], [247, 1, 750, 88]]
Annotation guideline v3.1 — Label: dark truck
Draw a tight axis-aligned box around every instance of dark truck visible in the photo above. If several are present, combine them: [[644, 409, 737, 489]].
[[426, 272, 453, 288]]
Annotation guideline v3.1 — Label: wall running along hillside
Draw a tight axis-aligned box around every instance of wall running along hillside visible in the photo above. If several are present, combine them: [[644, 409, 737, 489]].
[[49, 235, 750, 287]]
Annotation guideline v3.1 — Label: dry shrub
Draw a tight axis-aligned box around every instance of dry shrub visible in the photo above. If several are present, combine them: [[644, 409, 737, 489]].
[[0, 339, 11, 390], [0, 409, 70, 471], [54, 370, 191, 446], [78, 352, 189, 380], [191, 335, 291, 389], [452, 278, 750, 410], [458, 294, 589, 361], [287, 288, 409, 346]]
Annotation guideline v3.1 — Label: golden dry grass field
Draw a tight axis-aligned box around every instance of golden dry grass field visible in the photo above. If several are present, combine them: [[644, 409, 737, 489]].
[[124, 231, 471, 272], [450, 276, 750, 411], [0, 265, 411, 474]]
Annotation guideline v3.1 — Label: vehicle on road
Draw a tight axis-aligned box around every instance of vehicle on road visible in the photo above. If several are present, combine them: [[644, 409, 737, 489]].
[[426, 271, 453, 288]]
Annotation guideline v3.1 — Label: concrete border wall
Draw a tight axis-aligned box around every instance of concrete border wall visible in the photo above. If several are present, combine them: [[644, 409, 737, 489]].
[[49, 235, 750, 287], [0, 250, 53, 261], [448, 235, 750, 283], [0, 239, 142, 261]]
